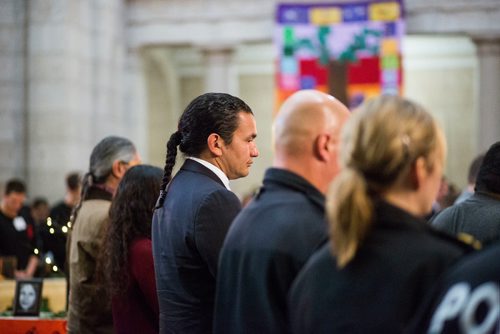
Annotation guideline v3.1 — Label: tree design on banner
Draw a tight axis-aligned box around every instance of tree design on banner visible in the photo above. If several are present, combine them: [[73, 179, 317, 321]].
[[275, 1, 404, 110]]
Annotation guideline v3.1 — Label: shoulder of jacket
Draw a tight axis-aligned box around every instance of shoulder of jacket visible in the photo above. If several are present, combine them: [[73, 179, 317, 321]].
[[428, 227, 478, 253]]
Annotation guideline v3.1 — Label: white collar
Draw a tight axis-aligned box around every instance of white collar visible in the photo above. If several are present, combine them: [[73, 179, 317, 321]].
[[187, 157, 231, 190]]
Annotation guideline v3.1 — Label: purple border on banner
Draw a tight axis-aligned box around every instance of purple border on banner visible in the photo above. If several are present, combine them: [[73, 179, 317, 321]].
[[276, 0, 404, 25], [276, 5, 311, 25], [342, 4, 368, 22]]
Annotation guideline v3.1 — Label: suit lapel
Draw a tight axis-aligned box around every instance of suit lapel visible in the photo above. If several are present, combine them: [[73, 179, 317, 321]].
[[180, 159, 226, 188]]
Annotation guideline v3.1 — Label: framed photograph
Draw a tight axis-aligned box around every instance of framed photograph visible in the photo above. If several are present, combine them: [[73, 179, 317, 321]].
[[13, 278, 43, 316]]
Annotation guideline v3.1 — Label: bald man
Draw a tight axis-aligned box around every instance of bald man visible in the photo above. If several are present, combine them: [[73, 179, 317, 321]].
[[214, 90, 350, 333]]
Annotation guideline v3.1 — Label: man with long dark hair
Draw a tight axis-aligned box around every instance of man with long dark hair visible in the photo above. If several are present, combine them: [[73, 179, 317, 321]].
[[152, 92, 259, 333]]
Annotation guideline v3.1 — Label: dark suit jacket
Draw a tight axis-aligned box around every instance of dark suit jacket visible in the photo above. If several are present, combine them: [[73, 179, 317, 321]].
[[152, 159, 241, 334], [214, 168, 328, 334], [288, 200, 472, 334]]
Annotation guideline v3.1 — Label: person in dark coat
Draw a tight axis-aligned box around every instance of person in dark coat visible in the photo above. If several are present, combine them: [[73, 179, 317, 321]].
[[432, 141, 500, 246], [45, 172, 81, 272], [288, 95, 472, 333], [0, 179, 39, 279], [152, 93, 259, 334], [213, 90, 350, 333], [407, 241, 500, 334]]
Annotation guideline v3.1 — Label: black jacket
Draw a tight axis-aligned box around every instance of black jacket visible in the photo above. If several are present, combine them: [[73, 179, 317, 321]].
[[288, 200, 472, 334], [152, 159, 241, 334], [214, 168, 328, 333], [408, 241, 500, 334]]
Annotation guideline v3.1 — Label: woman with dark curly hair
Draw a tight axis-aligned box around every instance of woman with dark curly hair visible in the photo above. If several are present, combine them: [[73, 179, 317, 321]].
[[102, 165, 162, 334]]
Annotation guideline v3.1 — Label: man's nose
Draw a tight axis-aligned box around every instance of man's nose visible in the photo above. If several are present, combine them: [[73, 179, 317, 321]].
[[251, 144, 259, 157]]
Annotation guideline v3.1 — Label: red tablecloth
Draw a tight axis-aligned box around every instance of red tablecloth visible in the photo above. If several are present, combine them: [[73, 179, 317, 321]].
[[0, 317, 66, 334]]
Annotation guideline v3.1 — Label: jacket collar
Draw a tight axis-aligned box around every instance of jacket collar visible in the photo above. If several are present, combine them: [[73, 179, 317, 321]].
[[180, 159, 226, 188], [259, 168, 325, 211], [373, 199, 426, 231], [85, 185, 113, 201], [374, 199, 475, 252]]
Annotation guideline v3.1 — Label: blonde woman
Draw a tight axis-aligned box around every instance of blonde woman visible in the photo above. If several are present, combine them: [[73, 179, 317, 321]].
[[288, 95, 472, 333]]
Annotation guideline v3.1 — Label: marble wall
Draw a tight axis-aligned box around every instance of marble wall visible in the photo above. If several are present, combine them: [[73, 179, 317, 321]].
[[0, 0, 26, 188]]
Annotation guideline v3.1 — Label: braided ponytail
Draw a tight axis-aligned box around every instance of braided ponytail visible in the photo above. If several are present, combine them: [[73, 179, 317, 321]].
[[155, 131, 182, 209]]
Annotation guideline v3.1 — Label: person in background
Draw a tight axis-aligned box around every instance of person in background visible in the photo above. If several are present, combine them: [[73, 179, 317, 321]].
[[440, 181, 460, 209], [214, 90, 350, 333], [101, 165, 162, 334], [0, 179, 39, 279], [30, 197, 49, 253], [67, 136, 141, 334], [152, 93, 258, 333], [288, 95, 472, 333], [31, 197, 50, 225], [454, 153, 485, 204], [427, 176, 454, 220], [44, 172, 81, 272], [432, 141, 500, 246]]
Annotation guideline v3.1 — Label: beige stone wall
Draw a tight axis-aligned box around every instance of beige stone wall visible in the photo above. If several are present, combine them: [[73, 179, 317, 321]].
[[0, 0, 147, 202], [404, 36, 477, 189], [0, 0, 26, 187]]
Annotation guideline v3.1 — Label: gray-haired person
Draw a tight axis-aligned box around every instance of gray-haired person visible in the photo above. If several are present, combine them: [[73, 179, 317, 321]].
[[67, 136, 141, 334]]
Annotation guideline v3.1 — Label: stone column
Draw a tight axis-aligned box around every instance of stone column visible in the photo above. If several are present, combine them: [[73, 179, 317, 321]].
[[123, 49, 148, 161], [25, 0, 95, 201], [0, 0, 27, 184], [24, 0, 131, 201], [201, 47, 236, 94], [473, 36, 500, 152]]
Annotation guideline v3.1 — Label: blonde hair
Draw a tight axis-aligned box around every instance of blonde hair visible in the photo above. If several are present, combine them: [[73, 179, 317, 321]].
[[328, 95, 443, 268]]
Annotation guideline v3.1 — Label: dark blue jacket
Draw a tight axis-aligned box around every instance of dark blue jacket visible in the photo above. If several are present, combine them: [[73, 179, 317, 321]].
[[214, 168, 328, 333], [152, 159, 241, 334]]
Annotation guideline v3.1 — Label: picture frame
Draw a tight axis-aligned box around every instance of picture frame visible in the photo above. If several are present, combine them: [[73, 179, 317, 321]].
[[13, 278, 43, 316]]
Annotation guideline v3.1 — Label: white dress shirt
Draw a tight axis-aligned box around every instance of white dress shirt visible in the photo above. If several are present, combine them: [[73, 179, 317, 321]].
[[187, 157, 231, 190]]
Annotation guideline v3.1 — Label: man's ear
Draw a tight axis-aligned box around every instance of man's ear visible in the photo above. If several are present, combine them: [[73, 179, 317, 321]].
[[314, 133, 331, 162], [111, 160, 127, 179], [207, 133, 223, 157]]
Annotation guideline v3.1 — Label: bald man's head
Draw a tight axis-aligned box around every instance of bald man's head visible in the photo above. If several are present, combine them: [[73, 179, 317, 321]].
[[273, 90, 350, 158]]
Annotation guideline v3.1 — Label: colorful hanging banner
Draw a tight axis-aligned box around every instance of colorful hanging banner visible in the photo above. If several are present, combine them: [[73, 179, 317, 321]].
[[275, 1, 404, 110]]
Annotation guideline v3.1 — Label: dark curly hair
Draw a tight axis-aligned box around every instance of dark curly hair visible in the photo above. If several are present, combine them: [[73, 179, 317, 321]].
[[102, 164, 163, 295], [155, 92, 253, 209]]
